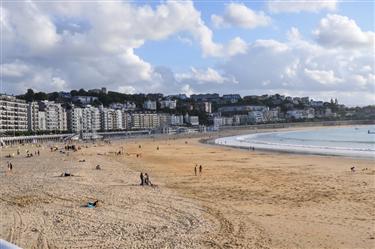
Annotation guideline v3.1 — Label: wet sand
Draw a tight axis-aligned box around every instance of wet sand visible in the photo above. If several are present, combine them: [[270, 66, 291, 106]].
[[0, 132, 374, 248]]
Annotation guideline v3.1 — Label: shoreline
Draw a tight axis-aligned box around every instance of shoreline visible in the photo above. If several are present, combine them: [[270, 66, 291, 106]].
[[203, 124, 375, 160], [1, 119, 374, 146]]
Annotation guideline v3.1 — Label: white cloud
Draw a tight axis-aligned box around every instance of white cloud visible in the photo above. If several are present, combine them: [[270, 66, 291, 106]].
[[219, 22, 374, 104], [211, 3, 271, 29], [268, 0, 338, 13], [2, 0, 247, 95], [177, 36, 193, 46], [3, 1, 60, 53], [51, 77, 68, 91], [304, 69, 342, 84], [313, 14, 375, 49], [176, 67, 238, 84], [287, 27, 302, 41], [2, 61, 31, 78], [1, 2, 373, 106], [118, 86, 137, 94], [253, 39, 289, 52], [181, 84, 195, 96], [227, 37, 248, 56]]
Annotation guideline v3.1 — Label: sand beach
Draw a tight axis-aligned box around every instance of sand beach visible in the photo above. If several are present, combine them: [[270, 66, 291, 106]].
[[0, 129, 374, 249]]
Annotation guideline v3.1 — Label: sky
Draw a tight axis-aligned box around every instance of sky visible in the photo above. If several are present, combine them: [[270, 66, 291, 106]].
[[1, 0, 374, 106]]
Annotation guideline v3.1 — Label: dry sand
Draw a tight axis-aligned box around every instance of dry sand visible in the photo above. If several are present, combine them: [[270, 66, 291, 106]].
[[0, 130, 374, 249]]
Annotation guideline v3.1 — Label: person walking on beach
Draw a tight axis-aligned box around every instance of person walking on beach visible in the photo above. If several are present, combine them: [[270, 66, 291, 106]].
[[144, 173, 150, 185], [199, 165, 202, 175], [8, 162, 13, 172], [140, 172, 144, 186], [194, 165, 197, 176]]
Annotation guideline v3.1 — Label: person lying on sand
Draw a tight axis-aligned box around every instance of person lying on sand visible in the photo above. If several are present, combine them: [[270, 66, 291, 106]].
[[86, 200, 98, 208], [96, 165, 101, 170], [60, 172, 73, 177], [351, 166, 355, 172]]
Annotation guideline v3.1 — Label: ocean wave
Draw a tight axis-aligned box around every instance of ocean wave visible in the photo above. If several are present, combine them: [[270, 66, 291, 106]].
[[217, 128, 375, 158], [249, 136, 375, 145], [248, 139, 375, 152]]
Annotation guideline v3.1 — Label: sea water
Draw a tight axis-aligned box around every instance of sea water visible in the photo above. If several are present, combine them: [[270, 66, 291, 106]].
[[215, 125, 375, 158]]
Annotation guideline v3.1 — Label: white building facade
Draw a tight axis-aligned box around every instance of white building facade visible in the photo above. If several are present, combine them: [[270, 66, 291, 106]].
[[0, 95, 28, 133], [39, 101, 67, 131]]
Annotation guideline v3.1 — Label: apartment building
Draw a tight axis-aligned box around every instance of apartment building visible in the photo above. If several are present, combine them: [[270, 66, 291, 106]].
[[222, 94, 241, 103], [184, 114, 199, 126], [27, 102, 39, 131], [122, 112, 132, 130], [248, 111, 265, 123], [67, 107, 83, 133], [38, 101, 67, 131], [233, 114, 248, 125], [159, 113, 172, 126], [0, 95, 28, 132], [143, 100, 157, 110], [113, 110, 123, 130], [170, 115, 184, 125], [83, 106, 101, 132], [195, 102, 212, 113], [218, 105, 268, 114], [67, 105, 101, 133], [100, 108, 114, 131], [110, 102, 136, 111], [286, 108, 315, 120], [38, 111, 46, 130], [131, 112, 160, 129], [72, 96, 98, 105], [159, 100, 177, 109], [213, 116, 233, 127]]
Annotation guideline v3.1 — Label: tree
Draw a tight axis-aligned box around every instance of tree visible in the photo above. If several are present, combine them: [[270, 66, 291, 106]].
[[92, 99, 102, 107], [70, 90, 78, 96], [34, 92, 48, 101], [24, 89, 35, 102], [48, 92, 59, 101], [78, 88, 87, 96]]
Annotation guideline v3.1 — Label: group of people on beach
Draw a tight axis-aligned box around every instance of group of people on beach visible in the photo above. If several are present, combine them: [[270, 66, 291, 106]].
[[140, 172, 152, 186], [26, 150, 40, 157], [194, 164, 203, 176], [64, 145, 80, 151], [7, 162, 13, 171]]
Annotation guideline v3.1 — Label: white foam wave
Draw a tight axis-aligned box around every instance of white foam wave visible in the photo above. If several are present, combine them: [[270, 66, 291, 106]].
[[215, 132, 375, 158]]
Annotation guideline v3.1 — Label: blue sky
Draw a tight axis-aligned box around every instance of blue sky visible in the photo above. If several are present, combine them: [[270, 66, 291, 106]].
[[1, 0, 374, 106], [138, 1, 374, 71]]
